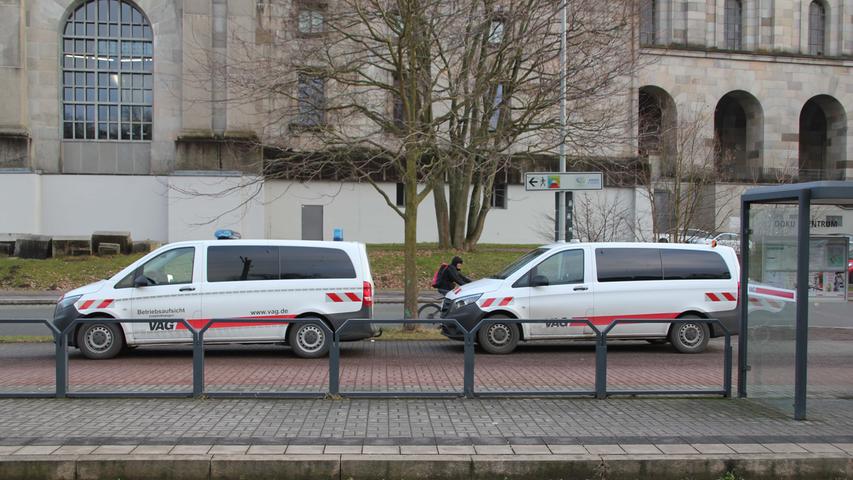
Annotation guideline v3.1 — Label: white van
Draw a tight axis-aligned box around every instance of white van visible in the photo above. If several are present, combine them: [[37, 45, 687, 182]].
[[53, 240, 377, 359], [440, 242, 740, 354]]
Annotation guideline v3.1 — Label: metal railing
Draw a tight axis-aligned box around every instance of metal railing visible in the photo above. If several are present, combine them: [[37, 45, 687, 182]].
[[0, 317, 732, 399]]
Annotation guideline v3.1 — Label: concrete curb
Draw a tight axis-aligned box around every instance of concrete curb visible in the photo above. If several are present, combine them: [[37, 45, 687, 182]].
[[0, 453, 851, 480]]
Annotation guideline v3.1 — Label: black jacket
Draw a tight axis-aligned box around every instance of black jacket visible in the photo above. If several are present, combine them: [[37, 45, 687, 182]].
[[435, 263, 471, 292]]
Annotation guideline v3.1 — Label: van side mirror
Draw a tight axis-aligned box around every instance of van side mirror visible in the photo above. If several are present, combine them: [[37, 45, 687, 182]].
[[530, 275, 549, 287], [133, 275, 151, 287]]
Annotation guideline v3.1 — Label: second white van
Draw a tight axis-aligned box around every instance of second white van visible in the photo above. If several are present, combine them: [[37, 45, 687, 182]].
[[440, 242, 740, 354]]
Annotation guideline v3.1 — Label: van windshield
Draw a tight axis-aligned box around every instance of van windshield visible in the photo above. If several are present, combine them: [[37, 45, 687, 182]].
[[490, 248, 549, 279]]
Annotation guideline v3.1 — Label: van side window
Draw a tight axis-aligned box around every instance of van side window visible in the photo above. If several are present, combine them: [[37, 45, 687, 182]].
[[207, 246, 280, 282], [117, 247, 195, 288], [529, 249, 584, 286], [661, 249, 731, 280], [281, 247, 356, 279], [595, 248, 663, 282]]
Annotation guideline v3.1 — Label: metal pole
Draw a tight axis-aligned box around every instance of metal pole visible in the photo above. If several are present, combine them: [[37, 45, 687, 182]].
[[329, 333, 340, 396], [595, 332, 606, 399], [794, 191, 811, 420], [738, 200, 750, 398], [463, 330, 475, 398], [192, 329, 204, 398], [55, 330, 68, 398], [557, 0, 567, 243]]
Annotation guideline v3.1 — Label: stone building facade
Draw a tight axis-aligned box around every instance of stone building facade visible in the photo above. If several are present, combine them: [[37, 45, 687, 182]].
[[0, 0, 850, 243]]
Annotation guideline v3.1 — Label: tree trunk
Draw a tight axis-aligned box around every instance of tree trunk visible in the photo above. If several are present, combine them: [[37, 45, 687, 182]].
[[402, 153, 419, 330], [433, 176, 451, 248]]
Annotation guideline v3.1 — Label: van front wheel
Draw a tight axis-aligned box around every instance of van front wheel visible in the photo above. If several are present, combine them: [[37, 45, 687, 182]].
[[669, 317, 709, 354], [289, 321, 330, 358], [77, 322, 124, 359], [477, 316, 519, 354]]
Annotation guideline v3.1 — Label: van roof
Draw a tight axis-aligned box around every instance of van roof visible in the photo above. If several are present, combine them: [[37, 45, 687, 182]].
[[540, 241, 727, 251], [163, 239, 365, 249]]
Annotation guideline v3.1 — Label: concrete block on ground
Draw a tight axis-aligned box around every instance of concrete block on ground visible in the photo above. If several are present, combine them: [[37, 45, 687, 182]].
[[132, 240, 160, 254], [76, 455, 210, 480], [97, 242, 121, 256], [92, 231, 132, 254], [211, 455, 339, 480], [0, 457, 76, 480], [13, 235, 52, 259], [51, 236, 92, 257], [471, 455, 600, 480]]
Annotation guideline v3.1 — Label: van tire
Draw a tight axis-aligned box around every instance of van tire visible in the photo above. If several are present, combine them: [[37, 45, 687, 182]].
[[477, 315, 519, 354], [289, 321, 330, 358], [77, 322, 124, 360], [669, 316, 710, 354]]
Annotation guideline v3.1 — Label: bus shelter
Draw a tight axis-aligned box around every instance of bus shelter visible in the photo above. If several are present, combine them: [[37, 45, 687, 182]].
[[738, 181, 853, 420]]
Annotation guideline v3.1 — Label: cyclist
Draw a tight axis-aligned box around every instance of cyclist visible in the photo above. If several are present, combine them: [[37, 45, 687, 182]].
[[434, 256, 471, 295]]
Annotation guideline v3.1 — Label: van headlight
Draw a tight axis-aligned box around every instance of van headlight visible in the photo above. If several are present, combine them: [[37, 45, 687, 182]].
[[53, 294, 82, 318], [451, 294, 482, 312]]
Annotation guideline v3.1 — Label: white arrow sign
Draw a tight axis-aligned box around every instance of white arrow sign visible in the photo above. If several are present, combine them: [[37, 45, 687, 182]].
[[524, 172, 603, 191]]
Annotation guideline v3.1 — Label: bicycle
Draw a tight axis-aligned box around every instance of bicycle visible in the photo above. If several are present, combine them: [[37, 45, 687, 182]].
[[417, 292, 447, 320]]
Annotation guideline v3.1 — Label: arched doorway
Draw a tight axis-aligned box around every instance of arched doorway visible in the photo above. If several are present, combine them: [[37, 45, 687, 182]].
[[799, 95, 846, 180], [638, 86, 677, 176], [714, 91, 764, 181]]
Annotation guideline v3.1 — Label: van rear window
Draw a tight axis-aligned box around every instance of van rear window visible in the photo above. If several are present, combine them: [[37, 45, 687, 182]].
[[661, 249, 730, 280], [281, 247, 356, 279], [595, 248, 662, 282]]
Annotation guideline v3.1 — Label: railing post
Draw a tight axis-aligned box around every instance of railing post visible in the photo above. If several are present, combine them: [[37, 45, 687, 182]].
[[463, 327, 474, 399], [723, 329, 732, 398], [595, 331, 607, 400], [55, 328, 69, 399], [192, 326, 204, 398], [329, 331, 340, 396]]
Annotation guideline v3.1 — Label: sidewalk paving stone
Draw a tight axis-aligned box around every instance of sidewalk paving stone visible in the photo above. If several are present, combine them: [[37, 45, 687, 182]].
[[510, 445, 551, 455], [0, 446, 20, 455], [209, 445, 249, 455], [400, 446, 438, 455], [833, 443, 853, 453], [169, 445, 211, 455], [655, 444, 699, 455], [92, 445, 136, 455], [765, 443, 809, 454], [362, 445, 400, 455], [584, 444, 624, 455], [437, 445, 474, 455], [131, 445, 173, 455], [547, 444, 587, 455], [13, 445, 59, 455], [285, 445, 325, 455], [52, 446, 97, 455], [247, 445, 288, 455], [728, 443, 772, 454], [691, 444, 735, 454], [798, 443, 845, 454], [620, 444, 662, 455]]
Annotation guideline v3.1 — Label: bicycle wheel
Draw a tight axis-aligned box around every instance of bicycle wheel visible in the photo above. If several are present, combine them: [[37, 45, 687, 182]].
[[417, 302, 441, 320]]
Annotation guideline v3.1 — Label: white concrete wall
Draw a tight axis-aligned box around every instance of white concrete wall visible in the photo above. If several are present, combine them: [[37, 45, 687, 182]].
[[0, 173, 39, 233], [167, 174, 266, 242], [40, 174, 168, 241]]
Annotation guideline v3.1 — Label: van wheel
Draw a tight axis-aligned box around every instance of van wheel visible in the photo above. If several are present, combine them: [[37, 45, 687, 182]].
[[289, 321, 330, 358], [477, 315, 519, 354], [77, 322, 124, 359], [669, 316, 709, 354]]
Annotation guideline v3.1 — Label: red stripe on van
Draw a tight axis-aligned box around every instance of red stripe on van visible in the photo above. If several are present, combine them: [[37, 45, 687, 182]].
[[345, 292, 361, 302], [754, 287, 795, 299], [175, 315, 297, 330], [79, 300, 95, 310], [327, 293, 343, 302], [570, 312, 681, 327], [722, 292, 736, 302], [705, 293, 720, 302], [481, 298, 495, 308], [499, 297, 513, 306], [97, 299, 113, 309]]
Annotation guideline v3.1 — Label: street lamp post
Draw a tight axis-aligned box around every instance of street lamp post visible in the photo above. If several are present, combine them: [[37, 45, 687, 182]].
[[556, 0, 568, 243]]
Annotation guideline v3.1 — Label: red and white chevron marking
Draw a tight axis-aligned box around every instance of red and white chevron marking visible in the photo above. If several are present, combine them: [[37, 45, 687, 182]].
[[78, 299, 114, 310], [704, 292, 736, 302], [326, 292, 362, 303], [480, 297, 514, 308]]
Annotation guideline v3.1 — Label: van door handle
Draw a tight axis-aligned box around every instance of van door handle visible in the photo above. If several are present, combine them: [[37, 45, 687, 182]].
[[179, 287, 196, 292], [573, 286, 588, 291]]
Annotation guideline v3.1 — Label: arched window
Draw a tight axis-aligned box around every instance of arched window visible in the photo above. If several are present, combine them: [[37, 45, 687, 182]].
[[639, 0, 656, 46], [724, 0, 742, 50], [808, 1, 826, 55], [62, 0, 153, 141]]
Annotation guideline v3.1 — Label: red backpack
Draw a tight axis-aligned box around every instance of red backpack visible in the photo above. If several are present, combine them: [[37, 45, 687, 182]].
[[431, 263, 448, 288]]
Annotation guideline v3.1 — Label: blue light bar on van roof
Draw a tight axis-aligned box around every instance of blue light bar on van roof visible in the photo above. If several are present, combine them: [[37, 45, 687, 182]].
[[214, 229, 242, 240]]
